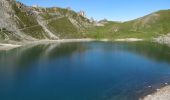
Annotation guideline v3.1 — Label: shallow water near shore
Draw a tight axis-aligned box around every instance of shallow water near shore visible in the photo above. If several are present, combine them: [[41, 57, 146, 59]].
[[0, 41, 170, 100]]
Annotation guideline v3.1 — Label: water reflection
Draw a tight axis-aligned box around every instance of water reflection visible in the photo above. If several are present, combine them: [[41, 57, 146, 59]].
[[0, 42, 86, 67], [0, 41, 170, 100], [0, 42, 87, 86], [1, 41, 170, 69], [87, 41, 170, 63]]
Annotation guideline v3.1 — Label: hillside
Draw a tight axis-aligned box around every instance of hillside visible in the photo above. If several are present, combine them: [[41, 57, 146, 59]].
[[0, 0, 170, 43], [85, 10, 170, 39], [0, 0, 92, 43]]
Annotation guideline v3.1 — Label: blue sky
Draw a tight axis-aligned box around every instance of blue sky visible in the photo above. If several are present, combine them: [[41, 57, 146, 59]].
[[17, 0, 170, 21]]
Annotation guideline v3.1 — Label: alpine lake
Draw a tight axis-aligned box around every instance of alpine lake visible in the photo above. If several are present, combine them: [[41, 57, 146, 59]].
[[0, 41, 170, 100]]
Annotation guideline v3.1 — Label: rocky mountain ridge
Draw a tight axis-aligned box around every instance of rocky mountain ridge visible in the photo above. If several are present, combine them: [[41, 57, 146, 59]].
[[0, 0, 170, 43], [0, 0, 92, 42]]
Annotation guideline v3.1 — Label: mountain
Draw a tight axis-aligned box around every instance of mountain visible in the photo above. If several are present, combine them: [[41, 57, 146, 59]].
[[0, 0, 92, 43], [119, 10, 170, 38], [85, 10, 170, 39], [0, 0, 170, 43]]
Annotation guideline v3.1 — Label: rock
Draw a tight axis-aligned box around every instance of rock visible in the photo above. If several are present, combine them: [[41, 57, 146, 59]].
[[148, 86, 152, 88], [143, 86, 170, 100], [165, 83, 168, 85]]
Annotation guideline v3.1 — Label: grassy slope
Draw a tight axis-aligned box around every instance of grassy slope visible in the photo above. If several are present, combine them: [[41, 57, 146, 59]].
[[84, 21, 154, 39], [85, 10, 170, 39], [12, 2, 47, 39], [3, 1, 170, 40], [143, 10, 170, 35], [47, 17, 83, 38], [84, 22, 120, 39], [119, 10, 170, 39], [41, 7, 90, 38], [0, 29, 21, 42]]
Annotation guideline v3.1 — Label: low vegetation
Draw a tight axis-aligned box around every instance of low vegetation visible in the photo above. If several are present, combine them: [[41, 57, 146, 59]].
[[0, 0, 170, 42], [85, 10, 170, 39]]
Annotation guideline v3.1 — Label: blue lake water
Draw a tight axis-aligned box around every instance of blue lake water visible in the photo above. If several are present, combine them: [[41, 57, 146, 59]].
[[0, 41, 170, 100]]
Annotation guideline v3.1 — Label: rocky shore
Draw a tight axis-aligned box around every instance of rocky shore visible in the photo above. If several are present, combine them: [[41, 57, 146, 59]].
[[155, 33, 170, 46], [142, 85, 170, 100]]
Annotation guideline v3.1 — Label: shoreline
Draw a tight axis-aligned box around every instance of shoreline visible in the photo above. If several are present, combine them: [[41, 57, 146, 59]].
[[154, 33, 170, 46], [142, 85, 170, 100], [22, 38, 95, 45], [114, 38, 143, 42], [0, 38, 95, 51], [0, 43, 21, 51], [0, 38, 144, 51]]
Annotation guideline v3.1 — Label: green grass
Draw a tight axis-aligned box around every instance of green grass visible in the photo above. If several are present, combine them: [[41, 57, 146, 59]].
[[10, 2, 170, 40], [21, 26, 47, 39], [0, 31, 6, 40], [0, 29, 21, 41], [12, 3, 48, 39], [47, 17, 85, 38], [84, 10, 170, 39], [12, 3, 38, 28], [40, 13, 55, 20], [12, 3, 91, 39], [84, 22, 121, 39]]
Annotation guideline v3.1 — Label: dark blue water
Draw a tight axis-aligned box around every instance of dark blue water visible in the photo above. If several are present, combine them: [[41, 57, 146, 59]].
[[0, 42, 170, 100]]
